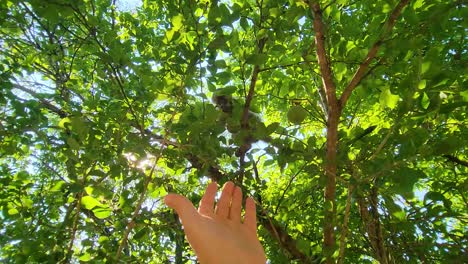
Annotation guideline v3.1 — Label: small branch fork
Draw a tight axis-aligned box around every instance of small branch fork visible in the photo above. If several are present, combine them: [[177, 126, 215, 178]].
[[339, 0, 411, 109]]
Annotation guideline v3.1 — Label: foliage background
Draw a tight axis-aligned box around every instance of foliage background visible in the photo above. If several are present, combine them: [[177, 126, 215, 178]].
[[0, 0, 467, 263]]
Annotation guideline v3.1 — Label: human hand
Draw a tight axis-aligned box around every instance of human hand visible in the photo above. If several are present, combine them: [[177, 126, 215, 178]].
[[164, 181, 266, 264]]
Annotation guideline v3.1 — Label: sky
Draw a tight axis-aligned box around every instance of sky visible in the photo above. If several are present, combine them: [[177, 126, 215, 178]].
[[116, 0, 142, 12]]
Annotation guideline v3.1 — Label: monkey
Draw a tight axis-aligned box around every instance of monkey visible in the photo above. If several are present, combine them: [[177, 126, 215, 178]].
[[212, 94, 234, 113], [212, 93, 265, 157]]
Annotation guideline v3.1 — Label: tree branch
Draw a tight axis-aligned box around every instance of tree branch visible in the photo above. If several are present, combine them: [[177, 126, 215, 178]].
[[62, 191, 83, 263], [443, 155, 468, 167], [12, 84, 68, 118], [308, 2, 340, 262], [369, 126, 395, 160], [241, 37, 267, 128], [358, 186, 390, 264], [237, 36, 268, 182], [259, 60, 308, 72], [339, 0, 410, 109], [257, 200, 320, 263]]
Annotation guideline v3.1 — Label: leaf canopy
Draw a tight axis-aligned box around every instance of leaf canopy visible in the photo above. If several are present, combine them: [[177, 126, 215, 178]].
[[0, 0, 466, 263]]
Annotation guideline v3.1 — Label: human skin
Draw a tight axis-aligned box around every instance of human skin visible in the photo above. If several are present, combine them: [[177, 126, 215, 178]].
[[164, 181, 267, 264]]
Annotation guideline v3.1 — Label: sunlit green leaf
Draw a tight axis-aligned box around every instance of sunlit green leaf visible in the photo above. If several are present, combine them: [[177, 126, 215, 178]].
[[92, 207, 112, 219], [81, 196, 103, 210], [379, 88, 399, 109]]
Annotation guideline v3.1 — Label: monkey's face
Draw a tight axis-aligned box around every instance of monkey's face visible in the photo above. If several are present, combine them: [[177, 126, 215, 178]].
[[212, 95, 233, 113]]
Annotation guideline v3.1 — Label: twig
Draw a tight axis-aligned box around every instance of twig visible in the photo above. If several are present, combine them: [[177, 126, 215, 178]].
[[337, 185, 355, 264], [369, 126, 395, 160], [62, 191, 83, 263], [258, 60, 308, 72], [274, 163, 307, 214], [115, 158, 160, 260]]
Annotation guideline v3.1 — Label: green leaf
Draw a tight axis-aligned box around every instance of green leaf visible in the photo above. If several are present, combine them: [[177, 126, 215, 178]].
[[92, 207, 112, 219], [79, 253, 92, 262], [266, 122, 280, 135], [379, 88, 399, 109], [8, 208, 19, 215], [133, 227, 149, 240], [66, 137, 80, 150], [392, 210, 406, 221], [171, 14, 184, 30], [245, 54, 268, 65], [287, 106, 308, 124], [51, 181, 66, 192], [81, 196, 104, 210], [391, 168, 425, 198], [418, 79, 426, 89], [424, 191, 445, 203], [421, 92, 430, 109], [59, 117, 72, 129]]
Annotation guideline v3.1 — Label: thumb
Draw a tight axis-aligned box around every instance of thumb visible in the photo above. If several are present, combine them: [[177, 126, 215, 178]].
[[164, 193, 198, 224]]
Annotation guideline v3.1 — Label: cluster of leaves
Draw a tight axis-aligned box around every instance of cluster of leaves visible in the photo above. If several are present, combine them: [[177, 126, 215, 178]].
[[0, 0, 466, 263]]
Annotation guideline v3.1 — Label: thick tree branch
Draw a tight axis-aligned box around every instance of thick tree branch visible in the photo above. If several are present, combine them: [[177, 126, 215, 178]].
[[339, 0, 410, 109], [237, 36, 267, 183], [309, 1, 338, 109], [308, 2, 340, 262]]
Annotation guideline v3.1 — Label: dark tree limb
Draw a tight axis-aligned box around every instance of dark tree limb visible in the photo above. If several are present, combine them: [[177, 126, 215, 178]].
[[258, 214, 319, 263], [443, 155, 468, 167]]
